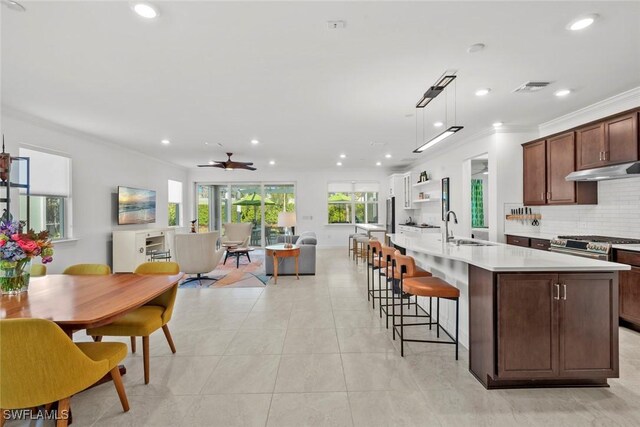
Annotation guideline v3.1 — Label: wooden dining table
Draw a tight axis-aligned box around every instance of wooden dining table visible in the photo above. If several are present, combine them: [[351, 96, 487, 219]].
[[1, 273, 184, 336]]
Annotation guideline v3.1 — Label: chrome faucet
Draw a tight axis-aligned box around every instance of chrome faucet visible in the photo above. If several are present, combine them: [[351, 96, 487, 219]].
[[444, 210, 458, 242]]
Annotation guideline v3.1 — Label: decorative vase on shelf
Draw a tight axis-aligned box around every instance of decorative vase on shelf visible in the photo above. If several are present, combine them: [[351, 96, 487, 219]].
[[0, 259, 31, 295]]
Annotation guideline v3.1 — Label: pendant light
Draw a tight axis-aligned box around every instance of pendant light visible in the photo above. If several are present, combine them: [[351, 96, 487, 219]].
[[413, 71, 464, 153]]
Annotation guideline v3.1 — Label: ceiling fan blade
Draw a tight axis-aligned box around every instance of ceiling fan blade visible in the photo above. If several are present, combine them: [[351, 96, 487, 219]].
[[197, 163, 226, 169], [242, 165, 257, 171]]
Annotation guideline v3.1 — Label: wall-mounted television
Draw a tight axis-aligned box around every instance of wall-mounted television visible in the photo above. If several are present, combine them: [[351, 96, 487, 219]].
[[118, 186, 156, 225]]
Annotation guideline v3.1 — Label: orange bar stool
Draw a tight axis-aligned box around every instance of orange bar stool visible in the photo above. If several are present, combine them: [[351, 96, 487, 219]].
[[366, 239, 383, 308], [393, 251, 460, 359], [380, 247, 432, 329]]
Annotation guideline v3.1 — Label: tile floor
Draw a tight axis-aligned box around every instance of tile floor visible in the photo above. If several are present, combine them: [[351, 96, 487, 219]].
[[10, 248, 640, 426]]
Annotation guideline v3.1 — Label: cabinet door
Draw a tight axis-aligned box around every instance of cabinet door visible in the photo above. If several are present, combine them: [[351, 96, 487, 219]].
[[547, 132, 577, 204], [576, 123, 605, 170], [523, 140, 547, 205], [558, 273, 618, 378], [497, 274, 559, 379], [605, 113, 638, 166], [530, 238, 551, 251], [620, 267, 640, 325], [506, 235, 530, 247]]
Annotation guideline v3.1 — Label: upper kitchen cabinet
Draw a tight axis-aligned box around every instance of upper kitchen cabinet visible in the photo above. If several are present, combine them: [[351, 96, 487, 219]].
[[576, 111, 639, 170], [523, 140, 547, 205], [523, 134, 597, 206]]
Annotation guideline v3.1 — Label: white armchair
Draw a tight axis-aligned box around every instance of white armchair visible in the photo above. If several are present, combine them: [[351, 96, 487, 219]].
[[174, 232, 225, 285], [221, 223, 253, 247]]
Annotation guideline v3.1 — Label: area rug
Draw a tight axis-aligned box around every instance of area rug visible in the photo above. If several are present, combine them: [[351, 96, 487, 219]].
[[179, 249, 270, 288]]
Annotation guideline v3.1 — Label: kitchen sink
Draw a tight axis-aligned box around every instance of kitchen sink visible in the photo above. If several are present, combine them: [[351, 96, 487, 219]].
[[451, 239, 494, 247]]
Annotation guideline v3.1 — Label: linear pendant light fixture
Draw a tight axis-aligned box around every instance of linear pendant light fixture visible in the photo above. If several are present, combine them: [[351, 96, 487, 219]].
[[413, 69, 463, 153], [415, 73, 457, 108], [413, 126, 463, 153]]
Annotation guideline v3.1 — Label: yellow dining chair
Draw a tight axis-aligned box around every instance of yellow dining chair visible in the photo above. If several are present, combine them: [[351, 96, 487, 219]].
[[0, 319, 129, 427], [30, 264, 47, 277], [86, 261, 181, 384], [63, 264, 112, 275]]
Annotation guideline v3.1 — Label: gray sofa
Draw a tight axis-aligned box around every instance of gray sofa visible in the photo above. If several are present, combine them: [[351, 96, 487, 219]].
[[265, 233, 317, 276]]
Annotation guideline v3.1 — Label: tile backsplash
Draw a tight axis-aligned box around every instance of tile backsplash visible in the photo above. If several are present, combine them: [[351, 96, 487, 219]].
[[539, 177, 640, 238]]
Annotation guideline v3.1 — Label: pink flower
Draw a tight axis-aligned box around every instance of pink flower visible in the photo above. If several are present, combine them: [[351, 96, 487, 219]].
[[0, 240, 5, 247], [16, 239, 38, 253]]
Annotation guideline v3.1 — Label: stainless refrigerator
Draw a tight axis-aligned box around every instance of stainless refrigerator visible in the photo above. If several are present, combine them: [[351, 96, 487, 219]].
[[386, 197, 395, 234]]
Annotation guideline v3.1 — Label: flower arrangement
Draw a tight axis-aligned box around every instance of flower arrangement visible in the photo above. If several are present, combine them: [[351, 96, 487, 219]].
[[0, 220, 54, 294]]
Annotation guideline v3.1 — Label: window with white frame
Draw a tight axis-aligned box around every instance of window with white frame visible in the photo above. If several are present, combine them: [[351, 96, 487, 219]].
[[18, 148, 71, 240], [327, 182, 379, 224], [168, 180, 183, 227]]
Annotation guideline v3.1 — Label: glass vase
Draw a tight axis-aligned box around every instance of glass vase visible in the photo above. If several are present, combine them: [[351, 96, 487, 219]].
[[0, 259, 32, 295]]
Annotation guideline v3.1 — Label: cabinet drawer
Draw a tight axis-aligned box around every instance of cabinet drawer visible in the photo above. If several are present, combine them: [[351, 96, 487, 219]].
[[506, 235, 530, 247], [617, 250, 640, 267], [531, 238, 551, 251]]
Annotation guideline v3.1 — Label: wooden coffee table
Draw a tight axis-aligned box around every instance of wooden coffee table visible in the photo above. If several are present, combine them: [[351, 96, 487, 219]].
[[265, 244, 300, 284]]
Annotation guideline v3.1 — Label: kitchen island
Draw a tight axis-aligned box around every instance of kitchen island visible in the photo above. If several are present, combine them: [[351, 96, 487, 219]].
[[388, 233, 630, 389]]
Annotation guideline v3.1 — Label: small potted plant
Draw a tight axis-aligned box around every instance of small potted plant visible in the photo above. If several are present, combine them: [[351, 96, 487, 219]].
[[0, 220, 54, 295]]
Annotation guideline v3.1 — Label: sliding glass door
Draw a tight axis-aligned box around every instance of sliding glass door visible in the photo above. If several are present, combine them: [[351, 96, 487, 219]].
[[196, 182, 295, 247]]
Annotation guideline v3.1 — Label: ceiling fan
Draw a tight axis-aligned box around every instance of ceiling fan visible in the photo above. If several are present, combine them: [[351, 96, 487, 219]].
[[197, 152, 256, 171]]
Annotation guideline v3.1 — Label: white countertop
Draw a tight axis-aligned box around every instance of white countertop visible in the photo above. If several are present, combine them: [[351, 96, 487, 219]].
[[504, 231, 640, 253], [389, 233, 630, 272], [355, 224, 387, 232]]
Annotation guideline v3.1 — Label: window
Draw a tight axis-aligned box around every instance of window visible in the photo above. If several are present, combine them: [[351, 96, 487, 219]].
[[168, 180, 183, 227], [18, 148, 71, 240], [328, 182, 379, 224]]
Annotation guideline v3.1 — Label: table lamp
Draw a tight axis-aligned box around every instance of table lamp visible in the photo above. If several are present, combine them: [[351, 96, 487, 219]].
[[277, 212, 297, 248]]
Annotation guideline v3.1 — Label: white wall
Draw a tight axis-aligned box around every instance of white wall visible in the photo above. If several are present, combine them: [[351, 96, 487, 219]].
[[187, 167, 389, 247], [397, 129, 537, 243], [2, 111, 188, 273]]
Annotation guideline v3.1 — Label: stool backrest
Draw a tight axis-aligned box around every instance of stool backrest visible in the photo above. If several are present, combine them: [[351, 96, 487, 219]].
[[368, 239, 382, 254], [394, 250, 417, 277], [380, 245, 396, 264]]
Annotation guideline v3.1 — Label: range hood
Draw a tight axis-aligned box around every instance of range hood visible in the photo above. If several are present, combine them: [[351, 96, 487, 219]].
[[566, 162, 640, 181]]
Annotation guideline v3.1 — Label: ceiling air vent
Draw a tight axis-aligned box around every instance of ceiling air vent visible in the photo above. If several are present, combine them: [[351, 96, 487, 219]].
[[512, 81, 551, 93]]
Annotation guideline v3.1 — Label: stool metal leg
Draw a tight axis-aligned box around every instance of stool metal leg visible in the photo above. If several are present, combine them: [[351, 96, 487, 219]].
[[400, 283, 405, 357], [436, 297, 440, 338], [366, 246, 370, 302], [429, 297, 433, 330], [455, 298, 459, 360]]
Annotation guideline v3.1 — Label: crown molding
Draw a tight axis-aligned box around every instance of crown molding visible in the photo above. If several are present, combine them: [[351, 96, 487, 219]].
[[1, 105, 189, 171], [539, 86, 640, 133]]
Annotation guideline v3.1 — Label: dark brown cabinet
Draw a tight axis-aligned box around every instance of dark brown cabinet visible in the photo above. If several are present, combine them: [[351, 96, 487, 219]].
[[530, 238, 551, 251], [523, 140, 547, 205], [576, 123, 605, 170], [617, 250, 640, 328], [496, 272, 618, 381], [497, 274, 558, 378], [523, 135, 597, 206], [547, 132, 578, 204], [576, 112, 638, 170], [506, 235, 530, 247], [505, 235, 550, 251]]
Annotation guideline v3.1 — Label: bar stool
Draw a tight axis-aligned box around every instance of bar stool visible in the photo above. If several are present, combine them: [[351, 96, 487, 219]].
[[353, 235, 370, 265], [366, 239, 383, 308], [348, 232, 366, 260], [380, 248, 432, 329], [392, 251, 459, 359]]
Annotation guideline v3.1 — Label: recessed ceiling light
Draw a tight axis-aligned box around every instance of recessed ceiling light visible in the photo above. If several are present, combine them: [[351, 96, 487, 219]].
[[475, 88, 491, 97], [132, 3, 159, 19], [567, 14, 599, 31], [376, 161, 382, 166], [433, 121, 444, 128], [161, 139, 170, 145], [385, 154, 392, 159], [555, 89, 572, 97], [269, 160, 275, 165], [467, 43, 486, 53], [2, 0, 26, 12], [339, 154, 346, 159], [336, 162, 343, 166], [251, 139, 260, 145], [492, 122, 503, 128]]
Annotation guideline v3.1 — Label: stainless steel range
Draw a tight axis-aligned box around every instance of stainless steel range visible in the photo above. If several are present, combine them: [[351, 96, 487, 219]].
[[550, 235, 640, 261]]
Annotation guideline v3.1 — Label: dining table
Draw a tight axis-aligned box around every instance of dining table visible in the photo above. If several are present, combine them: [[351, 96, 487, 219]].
[[1, 273, 183, 383], [1, 273, 184, 335]]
